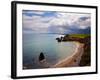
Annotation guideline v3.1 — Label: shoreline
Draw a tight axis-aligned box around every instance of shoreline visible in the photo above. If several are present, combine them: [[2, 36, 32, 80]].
[[52, 42, 84, 68]]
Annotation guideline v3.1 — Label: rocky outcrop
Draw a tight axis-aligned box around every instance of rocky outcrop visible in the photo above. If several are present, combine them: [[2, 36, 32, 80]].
[[39, 52, 45, 61]]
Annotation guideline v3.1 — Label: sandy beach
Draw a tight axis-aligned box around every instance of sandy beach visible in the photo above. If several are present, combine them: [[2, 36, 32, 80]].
[[52, 42, 84, 68]]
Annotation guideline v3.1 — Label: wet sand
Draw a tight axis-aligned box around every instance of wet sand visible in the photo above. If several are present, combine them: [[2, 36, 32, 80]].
[[53, 42, 84, 68]]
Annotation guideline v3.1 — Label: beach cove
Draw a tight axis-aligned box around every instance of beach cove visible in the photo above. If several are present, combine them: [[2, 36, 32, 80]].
[[53, 42, 84, 67], [23, 33, 90, 69]]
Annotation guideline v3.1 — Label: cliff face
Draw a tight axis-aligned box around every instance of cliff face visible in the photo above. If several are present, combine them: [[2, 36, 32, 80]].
[[79, 37, 91, 66]]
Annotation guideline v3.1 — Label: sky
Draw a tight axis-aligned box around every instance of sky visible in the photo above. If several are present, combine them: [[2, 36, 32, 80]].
[[22, 10, 91, 34]]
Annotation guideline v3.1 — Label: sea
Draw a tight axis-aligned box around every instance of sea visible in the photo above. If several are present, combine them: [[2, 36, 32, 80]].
[[23, 33, 76, 69]]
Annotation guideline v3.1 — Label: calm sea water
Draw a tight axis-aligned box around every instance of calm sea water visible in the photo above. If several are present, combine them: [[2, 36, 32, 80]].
[[23, 33, 76, 69]]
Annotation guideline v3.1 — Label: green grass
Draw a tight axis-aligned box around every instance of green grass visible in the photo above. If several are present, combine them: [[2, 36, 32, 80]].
[[69, 34, 90, 38]]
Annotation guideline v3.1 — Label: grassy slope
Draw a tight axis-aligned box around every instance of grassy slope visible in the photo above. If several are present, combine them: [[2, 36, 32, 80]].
[[69, 34, 90, 38]]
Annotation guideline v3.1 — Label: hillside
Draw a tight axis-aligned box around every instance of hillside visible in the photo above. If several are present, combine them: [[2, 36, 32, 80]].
[[56, 34, 91, 66]]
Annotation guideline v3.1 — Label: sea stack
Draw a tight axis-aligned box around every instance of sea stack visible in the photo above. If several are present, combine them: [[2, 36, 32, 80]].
[[39, 52, 45, 61]]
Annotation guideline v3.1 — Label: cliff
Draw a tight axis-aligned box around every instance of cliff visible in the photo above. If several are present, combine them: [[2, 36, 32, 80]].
[[56, 34, 91, 66]]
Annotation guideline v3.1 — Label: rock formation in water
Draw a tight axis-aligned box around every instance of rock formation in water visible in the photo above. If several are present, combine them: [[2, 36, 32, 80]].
[[39, 52, 45, 61]]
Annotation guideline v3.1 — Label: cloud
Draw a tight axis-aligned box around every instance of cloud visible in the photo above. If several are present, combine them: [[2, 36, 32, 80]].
[[23, 10, 45, 17], [22, 10, 91, 34], [56, 13, 91, 29]]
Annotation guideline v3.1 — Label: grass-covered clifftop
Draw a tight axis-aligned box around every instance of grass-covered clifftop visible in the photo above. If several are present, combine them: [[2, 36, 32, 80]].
[[68, 34, 90, 38]]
